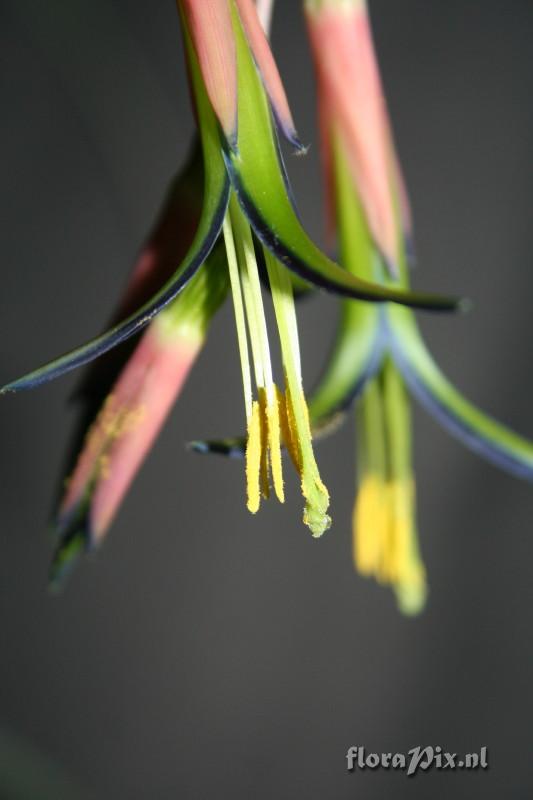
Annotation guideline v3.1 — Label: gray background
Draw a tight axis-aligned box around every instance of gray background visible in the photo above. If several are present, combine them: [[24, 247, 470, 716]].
[[1, 1, 533, 798]]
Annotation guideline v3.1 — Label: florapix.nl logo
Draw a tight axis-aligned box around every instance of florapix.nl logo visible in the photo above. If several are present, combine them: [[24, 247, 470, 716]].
[[346, 746, 488, 777]]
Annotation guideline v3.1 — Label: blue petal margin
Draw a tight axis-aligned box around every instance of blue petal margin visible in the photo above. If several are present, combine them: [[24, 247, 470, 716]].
[[1, 182, 229, 394], [227, 161, 463, 312], [388, 312, 533, 482], [311, 319, 385, 426]]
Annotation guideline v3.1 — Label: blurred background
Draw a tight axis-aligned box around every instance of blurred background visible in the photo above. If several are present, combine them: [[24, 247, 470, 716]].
[[1, 1, 533, 797]]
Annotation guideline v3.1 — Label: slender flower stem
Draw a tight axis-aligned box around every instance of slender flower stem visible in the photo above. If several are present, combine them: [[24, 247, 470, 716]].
[[381, 357, 427, 614], [229, 195, 275, 405], [264, 247, 331, 536], [224, 196, 285, 509], [353, 378, 388, 576], [223, 210, 253, 422]]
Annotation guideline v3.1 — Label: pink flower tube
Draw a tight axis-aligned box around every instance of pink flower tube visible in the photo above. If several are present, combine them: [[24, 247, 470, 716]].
[[305, 0, 412, 271], [51, 150, 227, 586], [57, 322, 202, 546]]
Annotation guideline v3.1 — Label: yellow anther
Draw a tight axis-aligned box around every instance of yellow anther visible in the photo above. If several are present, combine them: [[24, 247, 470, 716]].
[[389, 480, 427, 615], [353, 476, 427, 614], [224, 202, 328, 531], [278, 387, 300, 472], [353, 475, 388, 576], [266, 386, 285, 503], [283, 381, 330, 537], [257, 389, 270, 501], [246, 385, 285, 506], [246, 400, 263, 513]]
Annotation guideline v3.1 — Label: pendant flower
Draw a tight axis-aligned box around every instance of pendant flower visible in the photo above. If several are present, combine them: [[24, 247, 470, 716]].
[[306, 0, 533, 612], [2, 0, 462, 582], [194, 0, 533, 614], [1, 0, 458, 399]]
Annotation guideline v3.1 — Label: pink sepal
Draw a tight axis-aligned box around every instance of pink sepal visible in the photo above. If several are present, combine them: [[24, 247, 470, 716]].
[[59, 326, 201, 544]]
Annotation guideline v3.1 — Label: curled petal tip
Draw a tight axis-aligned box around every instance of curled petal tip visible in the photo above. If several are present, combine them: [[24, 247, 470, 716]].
[[291, 137, 309, 157], [271, 112, 307, 155]]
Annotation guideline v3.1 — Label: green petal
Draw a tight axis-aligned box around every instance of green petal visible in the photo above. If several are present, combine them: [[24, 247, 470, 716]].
[[1, 25, 229, 394], [227, 2, 462, 313], [307, 303, 383, 432], [308, 127, 386, 432], [388, 305, 533, 480]]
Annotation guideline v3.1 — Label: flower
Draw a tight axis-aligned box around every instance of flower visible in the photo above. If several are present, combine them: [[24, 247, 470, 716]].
[[195, 0, 533, 614], [2, 0, 462, 582], [306, 0, 533, 613], [1, 0, 456, 399]]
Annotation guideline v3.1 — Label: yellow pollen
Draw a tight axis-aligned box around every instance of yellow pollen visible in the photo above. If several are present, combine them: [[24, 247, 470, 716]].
[[86, 395, 146, 454], [98, 453, 111, 481], [282, 381, 330, 537], [245, 384, 286, 512], [278, 387, 300, 472], [266, 388, 285, 503], [389, 480, 427, 615], [353, 477, 427, 614], [68, 394, 147, 492], [246, 400, 263, 513], [258, 389, 270, 501], [353, 475, 389, 576]]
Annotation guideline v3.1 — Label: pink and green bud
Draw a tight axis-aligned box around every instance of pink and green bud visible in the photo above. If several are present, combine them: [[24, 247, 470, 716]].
[[178, 0, 302, 151], [234, 0, 302, 149], [305, 0, 411, 271]]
